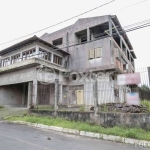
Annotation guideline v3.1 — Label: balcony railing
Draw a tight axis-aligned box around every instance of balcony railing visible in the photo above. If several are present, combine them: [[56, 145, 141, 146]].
[[0, 52, 57, 68], [112, 39, 135, 72]]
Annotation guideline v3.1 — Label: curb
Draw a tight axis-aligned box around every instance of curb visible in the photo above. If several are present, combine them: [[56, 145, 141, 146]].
[[11, 121, 150, 148]]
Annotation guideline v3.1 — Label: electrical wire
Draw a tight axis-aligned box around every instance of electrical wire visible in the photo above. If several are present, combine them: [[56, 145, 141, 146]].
[[0, 0, 115, 46], [0, 0, 149, 46]]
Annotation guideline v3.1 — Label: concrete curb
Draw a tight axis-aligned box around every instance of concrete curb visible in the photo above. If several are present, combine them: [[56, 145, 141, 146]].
[[11, 121, 150, 148]]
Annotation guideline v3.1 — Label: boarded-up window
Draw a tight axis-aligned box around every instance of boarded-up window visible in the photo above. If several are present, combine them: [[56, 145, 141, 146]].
[[88, 47, 102, 59], [88, 49, 95, 59], [95, 47, 102, 58]]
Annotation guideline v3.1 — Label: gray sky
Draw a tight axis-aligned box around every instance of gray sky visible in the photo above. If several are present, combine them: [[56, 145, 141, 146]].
[[0, 0, 150, 68]]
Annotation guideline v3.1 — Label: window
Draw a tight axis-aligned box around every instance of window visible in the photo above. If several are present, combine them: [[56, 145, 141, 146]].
[[22, 48, 36, 60], [0, 57, 10, 67], [52, 38, 63, 46], [81, 36, 87, 43], [88, 47, 102, 59], [11, 54, 20, 64], [39, 48, 51, 61], [53, 54, 62, 65]]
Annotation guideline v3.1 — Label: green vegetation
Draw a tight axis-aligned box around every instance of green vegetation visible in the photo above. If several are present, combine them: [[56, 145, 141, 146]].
[[79, 106, 85, 112], [8, 115, 150, 141], [141, 100, 150, 112], [141, 85, 150, 91], [34, 105, 54, 111], [0, 106, 3, 109]]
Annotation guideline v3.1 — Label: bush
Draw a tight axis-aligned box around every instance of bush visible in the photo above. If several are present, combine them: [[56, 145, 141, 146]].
[[0, 106, 3, 109], [141, 100, 150, 112]]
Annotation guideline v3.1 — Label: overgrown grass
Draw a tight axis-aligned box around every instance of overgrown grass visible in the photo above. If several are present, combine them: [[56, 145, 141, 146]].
[[141, 100, 150, 112], [8, 115, 150, 141]]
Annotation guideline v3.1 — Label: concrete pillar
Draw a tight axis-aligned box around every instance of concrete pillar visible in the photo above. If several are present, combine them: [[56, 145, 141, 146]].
[[125, 48, 127, 57], [109, 16, 112, 36], [109, 17, 114, 64], [66, 32, 69, 52], [20, 52, 22, 62], [33, 79, 38, 105], [120, 38, 122, 50], [35, 46, 39, 58], [27, 82, 32, 108], [59, 84, 62, 104], [22, 83, 26, 106], [51, 53, 54, 63], [54, 79, 59, 116], [93, 74, 98, 115], [87, 28, 90, 42], [90, 30, 94, 41]]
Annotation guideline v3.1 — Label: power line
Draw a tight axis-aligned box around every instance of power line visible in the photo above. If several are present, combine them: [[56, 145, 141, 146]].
[[0, 0, 115, 46], [123, 19, 150, 29], [111, 0, 148, 13], [0, 0, 148, 46], [125, 24, 150, 32]]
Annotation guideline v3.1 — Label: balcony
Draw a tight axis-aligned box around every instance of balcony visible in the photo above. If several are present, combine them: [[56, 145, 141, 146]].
[[0, 55, 68, 74], [112, 38, 135, 73]]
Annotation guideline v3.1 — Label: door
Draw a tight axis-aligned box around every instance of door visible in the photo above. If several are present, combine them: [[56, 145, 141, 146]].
[[76, 90, 84, 105]]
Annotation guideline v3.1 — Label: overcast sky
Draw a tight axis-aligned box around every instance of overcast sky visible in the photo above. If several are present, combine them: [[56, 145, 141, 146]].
[[0, 0, 150, 68]]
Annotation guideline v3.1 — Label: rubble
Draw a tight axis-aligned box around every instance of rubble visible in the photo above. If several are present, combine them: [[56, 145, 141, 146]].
[[99, 103, 148, 113]]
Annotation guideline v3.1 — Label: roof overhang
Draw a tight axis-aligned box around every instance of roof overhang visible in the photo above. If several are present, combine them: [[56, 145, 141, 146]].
[[0, 35, 70, 56]]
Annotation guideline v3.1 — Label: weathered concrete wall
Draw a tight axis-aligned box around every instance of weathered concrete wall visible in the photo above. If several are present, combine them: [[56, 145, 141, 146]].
[[40, 16, 113, 72], [0, 67, 36, 86], [0, 84, 24, 106], [31, 110, 150, 130]]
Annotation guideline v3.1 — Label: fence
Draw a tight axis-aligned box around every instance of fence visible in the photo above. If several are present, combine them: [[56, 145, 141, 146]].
[[29, 67, 150, 110], [30, 83, 150, 111]]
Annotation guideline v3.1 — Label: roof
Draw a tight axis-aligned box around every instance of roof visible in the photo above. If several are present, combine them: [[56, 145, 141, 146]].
[[0, 35, 70, 55]]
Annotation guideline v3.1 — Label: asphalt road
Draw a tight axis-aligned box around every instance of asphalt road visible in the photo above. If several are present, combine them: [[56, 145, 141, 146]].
[[0, 121, 148, 150]]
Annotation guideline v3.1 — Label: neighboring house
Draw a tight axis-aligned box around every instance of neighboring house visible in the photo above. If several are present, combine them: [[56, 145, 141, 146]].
[[0, 15, 136, 108], [0, 36, 69, 107]]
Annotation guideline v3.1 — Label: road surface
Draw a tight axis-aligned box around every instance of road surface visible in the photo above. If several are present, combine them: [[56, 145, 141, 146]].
[[0, 121, 148, 150]]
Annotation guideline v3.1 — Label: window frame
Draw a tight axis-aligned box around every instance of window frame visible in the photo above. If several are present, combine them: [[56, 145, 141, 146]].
[[53, 54, 63, 66], [38, 48, 51, 62]]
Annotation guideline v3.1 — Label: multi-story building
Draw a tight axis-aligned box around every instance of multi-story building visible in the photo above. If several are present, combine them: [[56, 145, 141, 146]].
[[0, 15, 136, 108]]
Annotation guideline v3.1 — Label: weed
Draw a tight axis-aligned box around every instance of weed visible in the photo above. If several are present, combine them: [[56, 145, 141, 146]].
[[8, 115, 150, 141]]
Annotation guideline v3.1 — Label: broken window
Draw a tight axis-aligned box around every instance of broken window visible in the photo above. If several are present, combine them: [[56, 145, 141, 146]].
[[38, 48, 51, 61], [75, 30, 87, 44], [0, 57, 10, 67], [11, 54, 21, 64], [90, 23, 108, 40], [53, 54, 62, 65], [22, 48, 36, 60], [52, 38, 63, 46], [81, 36, 87, 43]]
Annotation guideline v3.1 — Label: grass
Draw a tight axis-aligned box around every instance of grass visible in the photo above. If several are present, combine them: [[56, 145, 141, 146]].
[[141, 100, 150, 112], [8, 115, 150, 141], [0, 105, 3, 109], [33, 105, 54, 111]]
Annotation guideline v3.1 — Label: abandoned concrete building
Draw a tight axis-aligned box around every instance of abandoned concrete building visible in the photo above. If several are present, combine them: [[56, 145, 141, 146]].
[[0, 15, 136, 108]]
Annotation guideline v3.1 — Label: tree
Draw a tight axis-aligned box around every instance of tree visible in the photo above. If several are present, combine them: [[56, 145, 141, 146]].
[[141, 85, 150, 91]]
